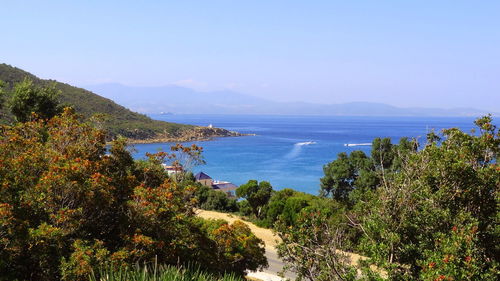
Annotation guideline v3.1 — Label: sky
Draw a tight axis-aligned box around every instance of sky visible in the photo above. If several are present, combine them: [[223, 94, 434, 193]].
[[1, 0, 499, 111]]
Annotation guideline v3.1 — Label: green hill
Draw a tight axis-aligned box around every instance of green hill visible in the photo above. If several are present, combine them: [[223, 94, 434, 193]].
[[0, 64, 238, 141]]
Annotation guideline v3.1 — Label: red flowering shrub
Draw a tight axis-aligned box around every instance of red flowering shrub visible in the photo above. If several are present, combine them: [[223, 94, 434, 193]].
[[200, 219, 268, 274], [0, 109, 266, 280], [419, 222, 495, 280]]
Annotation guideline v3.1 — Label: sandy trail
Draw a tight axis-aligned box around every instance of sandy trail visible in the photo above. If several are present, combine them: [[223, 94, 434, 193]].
[[196, 209, 385, 279], [196, 209, 280, 251], [196, 210, 290, 280]]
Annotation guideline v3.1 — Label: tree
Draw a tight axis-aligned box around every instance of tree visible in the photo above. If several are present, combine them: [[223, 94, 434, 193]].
[[356, 116, 499, 280], [195, 185, 238, 212], [0, 109, 267, 280], [236, 180, 273, 218], [371, 137, 394, 170], [9, 78, 62, 122], [320, 137, 418, 203], [256, 188, 339, 229], [278, 116, 499, 280], [320, 150, 376, 202], [260, 188, 296, 227]]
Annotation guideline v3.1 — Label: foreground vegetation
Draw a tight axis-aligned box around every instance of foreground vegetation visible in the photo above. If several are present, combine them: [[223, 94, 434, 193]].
[[1, 77, 498, 280], [89, 264, 245, 281], [0, 100, 267, 279], [200, 116, 499, 280]]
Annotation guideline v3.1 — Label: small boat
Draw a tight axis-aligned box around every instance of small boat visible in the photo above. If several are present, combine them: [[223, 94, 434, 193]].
[[344, 143, 372, 147]]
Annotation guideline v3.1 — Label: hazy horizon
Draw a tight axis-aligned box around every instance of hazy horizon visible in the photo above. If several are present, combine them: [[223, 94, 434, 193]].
[[87, 82, 496, 111], [84, 83, 496, 116], [2, 1, 499, 112]]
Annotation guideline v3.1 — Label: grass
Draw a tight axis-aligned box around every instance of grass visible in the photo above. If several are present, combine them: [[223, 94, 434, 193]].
[[89, 263, 246, 281]]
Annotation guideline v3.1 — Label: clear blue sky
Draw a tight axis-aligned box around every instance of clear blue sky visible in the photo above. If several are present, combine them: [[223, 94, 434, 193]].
[[1, 0, 499, 111]]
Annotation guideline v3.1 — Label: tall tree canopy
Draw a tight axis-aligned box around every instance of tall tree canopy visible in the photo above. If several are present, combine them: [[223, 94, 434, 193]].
[[236, 180, 273, 218], [320, 137, 418, 203]]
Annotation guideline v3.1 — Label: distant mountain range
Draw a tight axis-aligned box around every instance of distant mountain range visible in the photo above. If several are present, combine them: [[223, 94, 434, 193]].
[[86, 83, 496, 117]]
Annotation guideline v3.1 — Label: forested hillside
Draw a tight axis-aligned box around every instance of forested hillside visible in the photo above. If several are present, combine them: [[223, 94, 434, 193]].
[[0, 63, 225, 141]]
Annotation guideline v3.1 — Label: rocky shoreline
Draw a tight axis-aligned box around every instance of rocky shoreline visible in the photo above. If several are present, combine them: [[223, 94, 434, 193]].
[[127, 126, 253, 144]]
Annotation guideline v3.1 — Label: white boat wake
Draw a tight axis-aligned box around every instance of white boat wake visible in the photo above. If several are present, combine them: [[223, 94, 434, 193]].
[[296, 141, 317, 146], [344, 143, 372, 147], [285, 141, 316, 159]]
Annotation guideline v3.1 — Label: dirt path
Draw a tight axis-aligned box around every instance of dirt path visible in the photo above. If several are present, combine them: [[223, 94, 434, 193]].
[[196, 210, 290, 280], [196, 209, 386, 279], [196, 210, 280, 250]]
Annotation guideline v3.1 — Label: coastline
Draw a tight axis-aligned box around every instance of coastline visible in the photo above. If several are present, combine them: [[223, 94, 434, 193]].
[[126, 126, 254, 144]]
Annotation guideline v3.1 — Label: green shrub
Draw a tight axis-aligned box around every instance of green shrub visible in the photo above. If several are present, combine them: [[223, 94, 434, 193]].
[[195, 185, 238, 212], [236, 200, 253, 217]]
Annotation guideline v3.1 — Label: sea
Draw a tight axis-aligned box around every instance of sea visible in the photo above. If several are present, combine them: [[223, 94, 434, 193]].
[[131, 115, 477, 195]]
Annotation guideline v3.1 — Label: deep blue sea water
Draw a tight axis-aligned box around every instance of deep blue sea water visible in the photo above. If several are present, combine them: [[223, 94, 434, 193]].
[[131, 115, 476, 194]]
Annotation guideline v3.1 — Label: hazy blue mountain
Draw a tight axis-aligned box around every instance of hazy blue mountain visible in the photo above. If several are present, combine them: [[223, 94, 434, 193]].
[[85, 83, 495, 117], [85, 83, 270, 114]]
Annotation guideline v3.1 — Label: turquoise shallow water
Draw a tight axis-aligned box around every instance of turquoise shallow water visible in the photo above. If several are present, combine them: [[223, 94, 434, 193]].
[[131, 115, 476, 194]]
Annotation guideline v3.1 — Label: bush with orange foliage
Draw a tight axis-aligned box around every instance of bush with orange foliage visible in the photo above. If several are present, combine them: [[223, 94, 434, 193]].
[[0, 108, 267, 280]]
